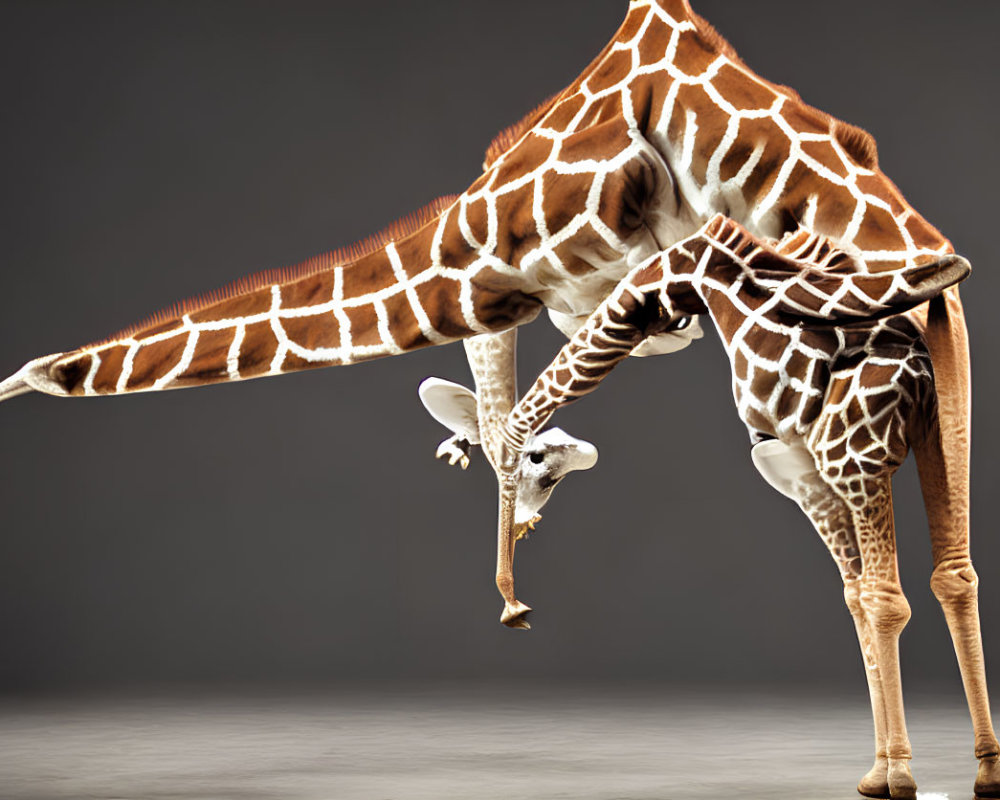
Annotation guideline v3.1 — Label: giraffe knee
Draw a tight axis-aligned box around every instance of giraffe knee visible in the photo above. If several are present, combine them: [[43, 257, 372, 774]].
[[860, 583, 911, 635], [931, 560, 979, 606]]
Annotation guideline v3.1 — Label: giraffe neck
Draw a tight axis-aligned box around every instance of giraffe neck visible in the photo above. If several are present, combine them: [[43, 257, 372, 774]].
[[44, 199, 543, 397]]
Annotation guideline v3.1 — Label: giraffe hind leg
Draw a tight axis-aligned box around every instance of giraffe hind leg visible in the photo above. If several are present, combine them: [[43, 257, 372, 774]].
[[774, 451, 892, 798], [912, 290, 1000, 797]]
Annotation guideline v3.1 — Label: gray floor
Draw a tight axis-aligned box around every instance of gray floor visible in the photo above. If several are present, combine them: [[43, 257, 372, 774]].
[[0, 686, 979, 800]]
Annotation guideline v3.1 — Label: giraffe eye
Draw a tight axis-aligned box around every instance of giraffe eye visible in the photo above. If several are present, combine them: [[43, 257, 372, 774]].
[[529, 452, 545, 464]]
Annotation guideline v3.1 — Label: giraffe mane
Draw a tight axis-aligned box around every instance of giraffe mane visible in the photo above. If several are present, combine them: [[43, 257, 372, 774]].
[[483, 93, 563, 170], [96, 194, 460, 344]]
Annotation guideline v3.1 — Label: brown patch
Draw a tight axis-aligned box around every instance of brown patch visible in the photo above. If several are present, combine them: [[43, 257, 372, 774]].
[[282, 313, 341, 353], [826, 438, 848, 462], [91, 344, 130, 393], [856, 174, 907, 216], [342, 252, 397, 300], [415, 277, 469, 338], [721, 118, 788, 197], [126, 333, 189, 390], [773, 385, 798, 420], [382, 290, 432, 351], [484, 95, 562, 169], [52, 353, 92, 396], [493, 184, 541, 267], [343, 304, 383, 349], [780, 282, 829, 316], [599, 159, 654, 235], [493, 133, 555, 186], [435, 209, 480, 272], [799, 139, 850, 180], [587, 48, 633, 93], [628, 74, 664, 132], [750, 366, 779, 400], [237, 321, 279, 379], [575, 92, 626, 131], [904, 211, 948, 252], [745, 407, 775, 438], [462, 197, 489, 247], [542, 172, 592, 237], [189, 289, 273, 325], [851, 205, 909, 257], [177, 328, 235, 385], [833, 120, 879, 169], [280, 270, 337, 310], [638, 15, 674, 67], [864, 389, 898, 421], [853, 274, 894, 302], [711, 64, 778, 112], [781, 102, 834, 137], [755, 332, 792, 362], [784, 348, 812, 381], [618, 4, 649, 42], [674, 28, 720, 76], [471, 271, 542, 331], [849, 425, 873, 455], [658, 0, 693, 19], [706, 293, 744, 342], [551, 242, 601, 278], [560, 117, 631, 164], [542, 94, 585, 133]]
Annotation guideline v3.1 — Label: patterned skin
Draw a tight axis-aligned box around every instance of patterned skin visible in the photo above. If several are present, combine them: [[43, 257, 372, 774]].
[[494, 215, 982, 799], [0, 2, 987, 797]]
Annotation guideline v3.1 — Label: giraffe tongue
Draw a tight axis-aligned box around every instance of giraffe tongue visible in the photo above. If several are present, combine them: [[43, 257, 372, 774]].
[[496, 478, 532, 630]]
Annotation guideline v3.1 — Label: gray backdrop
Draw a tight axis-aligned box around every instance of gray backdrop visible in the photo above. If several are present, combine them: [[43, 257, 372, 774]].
[[0, 0, 997, 693]]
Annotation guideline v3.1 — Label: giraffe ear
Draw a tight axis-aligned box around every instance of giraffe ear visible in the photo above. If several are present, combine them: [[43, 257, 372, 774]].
[[418, 377, 481, 444]]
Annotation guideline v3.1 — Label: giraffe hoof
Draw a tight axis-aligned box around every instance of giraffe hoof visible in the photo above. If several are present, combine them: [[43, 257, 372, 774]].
[[886, 759, 916, 800], [501, 601, 532, 629], [975, 755, 1000, 797], [857, 757, 890, 798]]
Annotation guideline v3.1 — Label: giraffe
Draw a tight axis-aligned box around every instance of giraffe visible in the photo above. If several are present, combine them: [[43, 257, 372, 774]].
[[491, 215, 981, 799], [0, 0, 986, 795]]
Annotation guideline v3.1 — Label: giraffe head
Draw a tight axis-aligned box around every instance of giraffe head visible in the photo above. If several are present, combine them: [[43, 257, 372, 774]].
[[418, 378, 598, 525]]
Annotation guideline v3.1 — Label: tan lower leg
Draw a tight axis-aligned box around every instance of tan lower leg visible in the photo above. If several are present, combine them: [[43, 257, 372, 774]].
[[846, 580, 891, 797], [846, 584, 889, 748], [930, 560, 1000, 759]]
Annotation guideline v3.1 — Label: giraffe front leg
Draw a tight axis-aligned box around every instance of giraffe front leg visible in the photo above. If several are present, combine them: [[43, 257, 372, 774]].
[[849, 477, 917, 800]]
